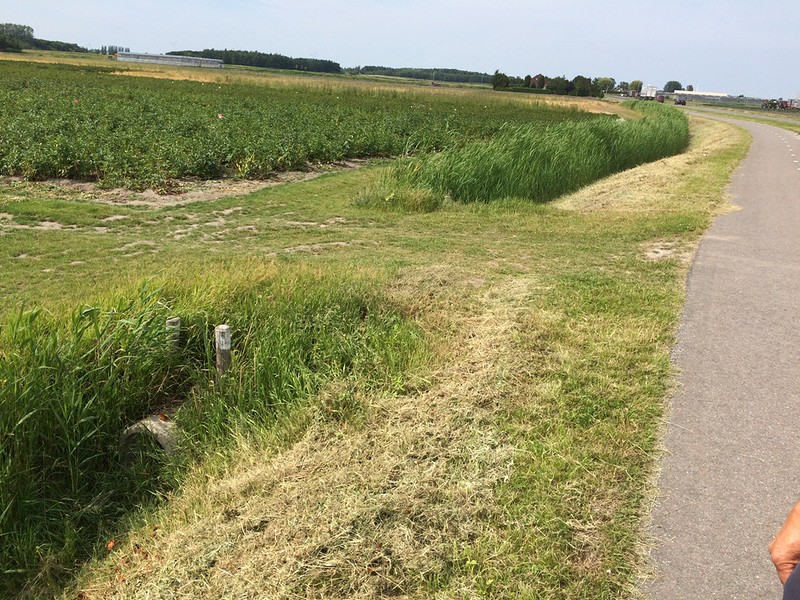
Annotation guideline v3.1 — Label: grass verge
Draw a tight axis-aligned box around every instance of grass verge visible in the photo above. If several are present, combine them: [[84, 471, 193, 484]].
[[0, 114, 744, 599]]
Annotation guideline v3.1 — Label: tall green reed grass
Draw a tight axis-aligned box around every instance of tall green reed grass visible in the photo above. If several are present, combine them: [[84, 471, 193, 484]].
[[392, 101, 689, 203], [0, 267, 422, 594]]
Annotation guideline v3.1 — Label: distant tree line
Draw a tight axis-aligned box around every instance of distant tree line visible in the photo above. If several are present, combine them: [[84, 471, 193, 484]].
[[167, 49, 342, 74], [491, 70, 613, 97], [0, 23, 87, 53], [345, 66, 491, 84], [489, 71, 696, 98]]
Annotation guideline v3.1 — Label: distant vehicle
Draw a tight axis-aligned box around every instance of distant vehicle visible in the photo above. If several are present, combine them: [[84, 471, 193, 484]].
[[674, 95, 687, 106], [761, 99, 794, 110], [657, 95, 665, 103], [640, 84, 658, 100]]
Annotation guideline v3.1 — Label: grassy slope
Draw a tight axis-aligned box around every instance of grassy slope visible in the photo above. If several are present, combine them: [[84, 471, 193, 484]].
[[0, 115, 738, 599], [0, 55, 750, 597]]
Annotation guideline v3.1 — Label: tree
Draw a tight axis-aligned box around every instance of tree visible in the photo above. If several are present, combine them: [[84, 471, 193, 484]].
[[0, 23, 34, 46], [664, 80, 683, 93], [593, 77, 616, 93], [0, 33, 22, 52], [686, 84, 694, 92], [618, 81, 629, 91], [531, 73, 546, 89], [524, 74, 532, 88], [491, 70, 510, 89], [571, 75, 596, 97], [547, 75, 572, 95], [629, 80, 643, 93], [0, 23, 32, 52]]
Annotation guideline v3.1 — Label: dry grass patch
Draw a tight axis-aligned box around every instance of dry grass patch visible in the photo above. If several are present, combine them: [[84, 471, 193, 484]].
[[642, 240, 694, 263], [552, 117, 748, 213]]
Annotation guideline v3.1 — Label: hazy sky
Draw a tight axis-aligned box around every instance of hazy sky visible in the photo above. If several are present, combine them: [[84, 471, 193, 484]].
[[5, 0, 799, 99]]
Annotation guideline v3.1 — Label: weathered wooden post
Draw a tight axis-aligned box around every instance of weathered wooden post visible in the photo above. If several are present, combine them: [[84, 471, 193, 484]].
[[215, 324, 231, 375], [166, 316, 181, 347]]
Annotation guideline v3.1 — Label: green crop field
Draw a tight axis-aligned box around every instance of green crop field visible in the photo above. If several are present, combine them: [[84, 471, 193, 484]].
[[0, 55, 743, 599], [0, 61, 598, 191]]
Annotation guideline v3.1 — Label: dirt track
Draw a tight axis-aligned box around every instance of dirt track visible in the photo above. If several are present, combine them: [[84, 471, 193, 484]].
[[647, 116, 800, 598]]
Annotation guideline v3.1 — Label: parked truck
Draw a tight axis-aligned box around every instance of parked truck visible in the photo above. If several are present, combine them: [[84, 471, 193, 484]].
[[640, 84, 658, 100]]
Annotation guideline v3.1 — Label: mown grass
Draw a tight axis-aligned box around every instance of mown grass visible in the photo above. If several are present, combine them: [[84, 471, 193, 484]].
[[0, 59, 750, 598], [687, 105, 800, 134]]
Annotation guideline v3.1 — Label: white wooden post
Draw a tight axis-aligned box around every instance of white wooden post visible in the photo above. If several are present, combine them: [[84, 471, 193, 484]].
[[166, 316, 181, 347], [215, 324, 231, 375]]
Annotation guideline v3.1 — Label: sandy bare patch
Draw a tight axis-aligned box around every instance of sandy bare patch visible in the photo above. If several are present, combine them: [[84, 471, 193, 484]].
[[218, 207, 244, 216], [173, 225, 200, 240], [0, 212, 13, 221], [9, 161, 367, 208], [102, 215, 128, 222], [643, 241, 693, 263], [114, 240, 157, 252], [277, 216, 352, 229], [280, 241, 352, 254], [35, 221, 76, 231], [320, 217, 350, 228], [284, 220, 319, 227]]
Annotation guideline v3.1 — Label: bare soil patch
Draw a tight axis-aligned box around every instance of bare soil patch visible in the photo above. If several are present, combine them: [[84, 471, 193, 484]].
[[280, 241, 353, 255], [642, 241, 694, 263], [0, 160, 366, 208]]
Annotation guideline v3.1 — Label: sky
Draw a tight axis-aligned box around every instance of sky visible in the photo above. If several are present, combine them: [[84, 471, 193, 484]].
[[4, 0, 799, 99]]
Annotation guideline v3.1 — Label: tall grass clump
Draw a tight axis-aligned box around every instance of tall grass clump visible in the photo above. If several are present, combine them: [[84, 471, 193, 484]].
[[393, 101, 689, 203], [171, 268, 424, 453], [0, 288, 187, 592], [0, 268, 423, 595]]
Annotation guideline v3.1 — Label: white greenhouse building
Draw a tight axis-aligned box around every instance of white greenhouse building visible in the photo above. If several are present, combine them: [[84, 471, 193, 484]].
[[116, 52, 223, 69]]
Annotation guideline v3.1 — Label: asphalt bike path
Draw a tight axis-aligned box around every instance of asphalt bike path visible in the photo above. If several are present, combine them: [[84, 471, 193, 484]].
[[646, 116, 800, 599]]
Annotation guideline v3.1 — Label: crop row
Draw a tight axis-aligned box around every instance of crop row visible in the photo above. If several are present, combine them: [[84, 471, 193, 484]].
[[0, 61, 595, 190]]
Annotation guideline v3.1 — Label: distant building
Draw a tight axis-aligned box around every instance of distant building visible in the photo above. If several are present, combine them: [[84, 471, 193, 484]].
[[671, 90, 731, 102], [115, 52, 223, 69]]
